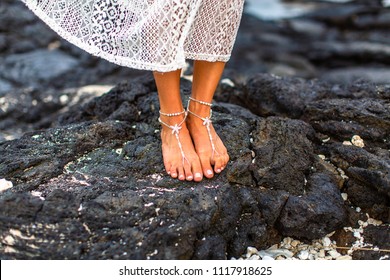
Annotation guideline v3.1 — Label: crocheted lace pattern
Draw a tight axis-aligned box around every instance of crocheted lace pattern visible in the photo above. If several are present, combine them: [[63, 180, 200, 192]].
[[22, 0, 244, 72]]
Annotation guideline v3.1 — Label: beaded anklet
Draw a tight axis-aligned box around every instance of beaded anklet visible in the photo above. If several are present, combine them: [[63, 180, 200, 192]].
[[186, 97, 219, 159], [158, 110, 189, 167]]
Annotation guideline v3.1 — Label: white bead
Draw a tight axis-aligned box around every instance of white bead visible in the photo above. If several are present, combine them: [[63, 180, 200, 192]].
[[159, 109, 185, 117], [189, 97, 212, 107]]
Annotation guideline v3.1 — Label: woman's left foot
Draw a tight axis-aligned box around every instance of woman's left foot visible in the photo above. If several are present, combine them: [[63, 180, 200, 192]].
[[186, 98, 229, 178]]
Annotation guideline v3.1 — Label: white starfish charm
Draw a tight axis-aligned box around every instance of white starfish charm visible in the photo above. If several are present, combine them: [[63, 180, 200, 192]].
[[203, 117, 211, 126], [171, 124, 182, 135]]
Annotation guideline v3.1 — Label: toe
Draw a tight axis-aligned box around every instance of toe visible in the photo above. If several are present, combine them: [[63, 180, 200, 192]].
[[214, 156, 224, 174], [178, 166, 186, 181], [170, 166, 178, 178], [191, 157, 203, 182], [164, 162, 171, 175], [184, 161, 194, 181], [223, 153, 230, 169], [194, 172, 203, 182], [199, 153, 214, 178]]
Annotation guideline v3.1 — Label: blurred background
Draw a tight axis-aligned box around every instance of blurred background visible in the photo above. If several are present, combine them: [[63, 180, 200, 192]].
[[1, 0, 389, 140]]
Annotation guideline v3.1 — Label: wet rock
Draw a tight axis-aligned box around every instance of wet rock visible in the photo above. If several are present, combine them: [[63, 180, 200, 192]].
[[321, 67, 390, 85], [0, 50, 79, 87], [308, 41, 390, 66], [0, 78, 13, 94], [0, 1, 36, 31]]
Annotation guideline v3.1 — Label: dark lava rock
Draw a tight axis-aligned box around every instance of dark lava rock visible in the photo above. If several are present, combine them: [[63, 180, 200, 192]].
[[238, 74, 329, 118], [303, 98, 390, 148], [250, 117, 316, 195], [277, 172, 348, 241], [351, 224, 390, 260], [0, 74, 356, 259], [1, 0, 389, 260]]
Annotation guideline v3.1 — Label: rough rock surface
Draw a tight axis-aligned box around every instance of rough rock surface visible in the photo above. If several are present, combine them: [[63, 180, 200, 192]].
[[1, 73, 389, 260], [0, 0, 389, 260]]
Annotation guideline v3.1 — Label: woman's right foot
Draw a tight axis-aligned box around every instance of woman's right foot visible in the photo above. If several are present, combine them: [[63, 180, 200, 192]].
[[186, 98, 229, 179], [159, 114, 203, 182]]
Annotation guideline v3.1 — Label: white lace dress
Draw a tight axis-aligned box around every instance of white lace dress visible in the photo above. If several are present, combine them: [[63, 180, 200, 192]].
[[22, 0, 245, 72]]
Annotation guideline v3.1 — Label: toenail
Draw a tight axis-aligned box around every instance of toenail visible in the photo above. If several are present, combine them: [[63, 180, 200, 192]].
[[187, 176, 193, 180], [195, 173, 202, 178], [207, 170, 213, 175], [216, 169, 221, 173]]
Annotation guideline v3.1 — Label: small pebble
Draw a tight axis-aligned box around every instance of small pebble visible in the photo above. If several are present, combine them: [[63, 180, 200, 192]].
[[322, 236, 332, 247], [297, 250, 309, 260], [341, 193, 348, 201], [328, 250, 341, 259], [297, 244, 309, 251], [261, 255, 275, 261], [283, 237, 292, 245], [3, 235, 15, 246], [249, 254, 260, 260], [0, 179, 13, 192], [291, 240, 300, 247], [220, 78, 235, 87], [367, 218, 382, 226], [351, 135, 364, 147], [246, 246, 258, 257], [59, 94, 69, 104]]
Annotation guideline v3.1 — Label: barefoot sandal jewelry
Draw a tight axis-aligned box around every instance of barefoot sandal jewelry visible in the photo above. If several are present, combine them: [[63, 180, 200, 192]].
[[158, 109, 189, 167], [186, 97, 219, 159]]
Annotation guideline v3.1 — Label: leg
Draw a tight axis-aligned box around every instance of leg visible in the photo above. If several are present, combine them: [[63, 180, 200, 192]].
[[153, 70, 203, 181], [186, 60, 230, 178]]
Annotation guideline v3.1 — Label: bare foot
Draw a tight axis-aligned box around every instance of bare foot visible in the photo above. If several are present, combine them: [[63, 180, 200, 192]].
[[160, 115, 203, 181], [186, 112, 229, 178]]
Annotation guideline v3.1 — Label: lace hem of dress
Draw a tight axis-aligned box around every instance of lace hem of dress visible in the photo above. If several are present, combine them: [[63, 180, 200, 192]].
[[22, 0, 243, 72], [22, 2, 188, 72]]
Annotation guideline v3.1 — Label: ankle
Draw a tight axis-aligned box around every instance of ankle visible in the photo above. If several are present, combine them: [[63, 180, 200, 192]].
[[188, 102, 211, 116], [160, 114, 186, 126], [187, 112, 205, 124], [186, 97, 212, 118], [158, 108, 188, 138]]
